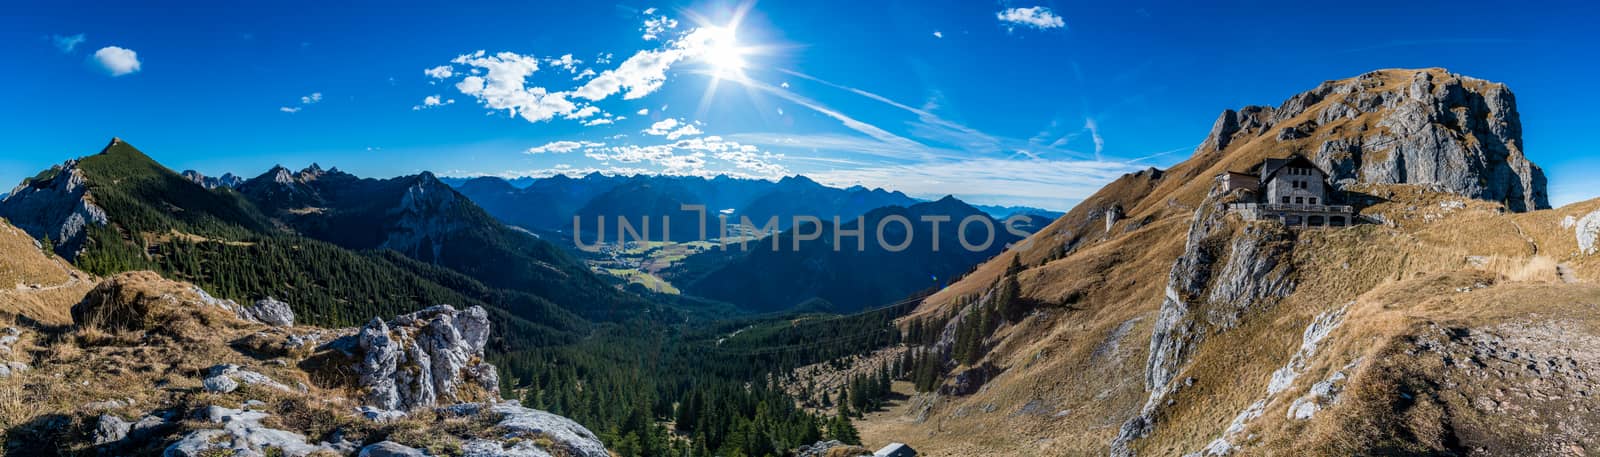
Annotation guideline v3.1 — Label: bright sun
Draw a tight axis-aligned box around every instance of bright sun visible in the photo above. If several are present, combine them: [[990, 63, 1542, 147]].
[[700, 26, 747, 76]]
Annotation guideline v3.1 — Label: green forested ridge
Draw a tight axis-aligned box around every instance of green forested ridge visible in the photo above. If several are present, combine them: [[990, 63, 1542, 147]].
[[236, 167, 652, 321], [33, 139, 927, 456]]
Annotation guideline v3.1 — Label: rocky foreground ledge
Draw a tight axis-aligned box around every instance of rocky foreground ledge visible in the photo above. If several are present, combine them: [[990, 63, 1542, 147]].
[[0, 271, 607, 457]]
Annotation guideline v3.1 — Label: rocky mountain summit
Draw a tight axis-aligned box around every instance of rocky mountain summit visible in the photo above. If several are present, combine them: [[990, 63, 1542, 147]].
[[1197, 68, 1547, 211]]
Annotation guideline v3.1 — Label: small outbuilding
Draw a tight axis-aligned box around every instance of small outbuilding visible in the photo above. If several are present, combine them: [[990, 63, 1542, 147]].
[[874, 442, 917, 457]]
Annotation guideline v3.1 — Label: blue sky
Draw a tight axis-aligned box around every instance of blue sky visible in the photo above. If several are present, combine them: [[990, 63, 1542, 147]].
[[2, 0, 1596, 210]]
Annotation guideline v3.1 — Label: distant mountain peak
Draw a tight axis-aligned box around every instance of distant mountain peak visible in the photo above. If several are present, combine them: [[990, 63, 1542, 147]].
[[271, 166, 296, 185]]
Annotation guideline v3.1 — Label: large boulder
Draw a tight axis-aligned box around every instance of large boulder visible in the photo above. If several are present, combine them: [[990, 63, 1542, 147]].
[[238, 297, 295, 327], [353, 305, 499, 411], [461, 402, 609, 457], [164, 406, 345, 457]]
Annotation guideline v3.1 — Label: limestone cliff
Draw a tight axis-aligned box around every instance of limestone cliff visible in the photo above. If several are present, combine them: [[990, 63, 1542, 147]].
[[0, 159, 107, 259], [1200, 68, 1548, 211]]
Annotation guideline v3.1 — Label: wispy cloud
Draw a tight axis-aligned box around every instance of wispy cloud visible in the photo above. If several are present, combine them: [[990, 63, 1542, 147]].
[[527, 140, 605, 154], [52, 33, 85, 53], [281, 91, 323, 113]]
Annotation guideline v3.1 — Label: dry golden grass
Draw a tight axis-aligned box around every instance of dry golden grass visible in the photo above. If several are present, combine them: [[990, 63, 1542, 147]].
[[0, 218, 92, 325], [872, 68, 1600, 456]]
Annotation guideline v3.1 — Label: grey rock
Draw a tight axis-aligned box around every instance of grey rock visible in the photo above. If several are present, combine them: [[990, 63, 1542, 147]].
[[93, 414, 131, 446], [355, 305, 499, 411], [1116, 182, 1298, 457], [201, 374, 239, 393], [0, 361, 28, 378], [165, 406, 335, 457], [1574, 210, 1600, 255], [436, 402, 485, 417], [1213, 69, 1549, 212], [202, 364, 291, 393], [359, 441, 427, 457], [0, 159, 108, 259], [462, 438, 554, 457], [482, 402, 608, 457], [357, 405, 407, 422], [238, 297, 295, 327]]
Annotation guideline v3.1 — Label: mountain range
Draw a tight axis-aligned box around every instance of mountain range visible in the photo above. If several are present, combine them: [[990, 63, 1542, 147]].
[[668, 196, 1024, 313], [3, 67, 1599, 457], [450, 173, 924, 242], [0, 139, 646, 333]]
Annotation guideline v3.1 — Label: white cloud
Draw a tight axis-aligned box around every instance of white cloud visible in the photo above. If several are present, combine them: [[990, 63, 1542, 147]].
[[52, 34, 85, 53], [565, 105, 601, 119], [643, 7, 657, 15], [644, 118, 680, 135], [642, 15, 679, 40], [667, 124, 701, 140], [583, 118, 616, 126], [581, 135, 788, 178], [527, 140, 605, 154], [1084, 117, 1105, 159], [575, 26, 724, 101], [450, 51, 581, 123], [548, 54, 581, 73], [997, 6, 1066, 30], [92, 46, 141, 76], [433, 17, 716, 124], [932, 31, 944, 39], [636, 108, 649, 116], [643, 118, 703, 139], [282, 92, 324, 113], [424, 65, 454, 79], [412, 94, 456, 110]]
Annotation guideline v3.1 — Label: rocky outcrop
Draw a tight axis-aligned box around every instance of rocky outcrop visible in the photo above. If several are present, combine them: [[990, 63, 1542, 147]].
[[1566, 210, 1600, 255], [1114, 180, 1298, 456], [1203, 69, 1549, 212], [350, 304, 499, 412], [797, 440, 872, 457], [0, 159, 107, 259]]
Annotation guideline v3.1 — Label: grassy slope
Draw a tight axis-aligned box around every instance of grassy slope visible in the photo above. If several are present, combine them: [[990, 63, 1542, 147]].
[[866, 69, 1600, 456]]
